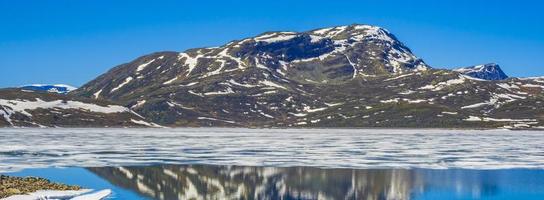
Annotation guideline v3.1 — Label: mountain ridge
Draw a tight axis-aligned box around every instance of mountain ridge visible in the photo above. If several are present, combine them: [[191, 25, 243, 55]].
[[1, 24, 543, 128]]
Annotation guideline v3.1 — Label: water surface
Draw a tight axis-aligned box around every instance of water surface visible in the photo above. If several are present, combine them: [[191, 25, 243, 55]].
[[2, 128, 544, 199], [1, 128, 543, 172], [6, 165, 544, 200]]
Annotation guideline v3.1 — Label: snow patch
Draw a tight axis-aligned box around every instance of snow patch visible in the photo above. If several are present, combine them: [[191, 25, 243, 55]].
[[419, 76, 467, 91], [178, 53, 203, 75], [384, 73, 415, 81], [312, 27, 334, 35], [136, 59, 156, 72], [0, 107, 14, 125], [180, 82, 198, 87], [461, 92, 526, 109], [324, 102, 343, 107], [163, 76, 179, 85], [0, 98, 129, 117], [188, 90, 204, 97], [197, 117, 236, 124], [520, 83, 544, 88], [260, 80, 287, 90], [203, 87, 235, 96], [93, 89, 103, 99], [464, 116, 537, 123], [380, 99, 399, 103], [304, 106, 328, 113], [442, 111, 458, 115], [131, 119, 162, 127], [254, 32, 297, 43], [111, 77, 133, 92], [131, 100, 146, 109], [228, 79, 258, 88], [309, 35, 324, 43], [497, 83, 520, 91]]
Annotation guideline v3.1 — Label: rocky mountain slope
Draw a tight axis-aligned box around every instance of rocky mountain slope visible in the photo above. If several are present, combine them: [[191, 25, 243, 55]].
[[69, 24, 544, 129], [0, 89, 159, 127], [3, 24, 543, 128]]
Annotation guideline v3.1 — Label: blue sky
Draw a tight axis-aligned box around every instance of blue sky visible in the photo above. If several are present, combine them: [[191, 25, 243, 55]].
[[1, 0, 543, 87]]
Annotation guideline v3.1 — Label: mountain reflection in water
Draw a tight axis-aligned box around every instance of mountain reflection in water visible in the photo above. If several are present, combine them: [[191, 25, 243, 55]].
[[86, 165, 541, 200]]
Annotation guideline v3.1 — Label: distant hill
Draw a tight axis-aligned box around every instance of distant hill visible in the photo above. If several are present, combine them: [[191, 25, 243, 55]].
[[20, 84, 77, 94], [454, 63, 509, 80]]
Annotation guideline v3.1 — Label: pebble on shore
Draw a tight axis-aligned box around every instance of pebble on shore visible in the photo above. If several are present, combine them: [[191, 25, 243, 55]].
[[0, 175, 81, 198]]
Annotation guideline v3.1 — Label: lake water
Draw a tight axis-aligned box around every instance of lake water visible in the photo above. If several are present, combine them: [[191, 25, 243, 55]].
[[6, 166, 544, 200], [1, 128, 544, 199]]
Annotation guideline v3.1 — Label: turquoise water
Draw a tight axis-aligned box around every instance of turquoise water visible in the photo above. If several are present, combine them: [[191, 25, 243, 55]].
[[7, 165, 544, 200]]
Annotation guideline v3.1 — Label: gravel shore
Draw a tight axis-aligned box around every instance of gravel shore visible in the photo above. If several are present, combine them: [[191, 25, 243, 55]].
[[0, 175, 81, 198]]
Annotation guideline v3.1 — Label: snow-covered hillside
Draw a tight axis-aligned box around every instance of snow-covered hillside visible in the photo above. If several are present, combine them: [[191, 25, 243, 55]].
[[0, 88, 159, 127], [454, 63, 509, 80], [20, 84, 77, 94]]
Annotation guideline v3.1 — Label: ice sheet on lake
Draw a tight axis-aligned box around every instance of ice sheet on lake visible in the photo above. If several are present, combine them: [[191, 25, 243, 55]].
[[1, 189, 111, 200], [0, 128, 543, 172]]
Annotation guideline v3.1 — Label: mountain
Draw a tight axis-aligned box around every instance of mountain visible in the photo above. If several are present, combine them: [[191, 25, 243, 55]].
[[454, 63, 509, 80], [20, 84, 77, 94], [74, 24, 430, 102], [4, 24, 544, 129], [0, 88, 159, 127], [69, 24, 544, 129]]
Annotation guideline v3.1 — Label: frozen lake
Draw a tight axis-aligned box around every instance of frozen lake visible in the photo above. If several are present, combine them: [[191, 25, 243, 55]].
[[1, 128, 543, 172]]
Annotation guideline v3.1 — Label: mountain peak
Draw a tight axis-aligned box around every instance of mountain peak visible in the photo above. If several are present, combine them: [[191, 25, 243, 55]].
[[228, 24, 428, 75], [239, 24, 395, 46], [75, 24, 431, 101], [454, 63, 508, 80], [309, 24, 395, 42]]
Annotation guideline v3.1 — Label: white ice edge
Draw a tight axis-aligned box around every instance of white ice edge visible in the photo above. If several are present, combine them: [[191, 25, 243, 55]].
[[1, 189, 111, 200]]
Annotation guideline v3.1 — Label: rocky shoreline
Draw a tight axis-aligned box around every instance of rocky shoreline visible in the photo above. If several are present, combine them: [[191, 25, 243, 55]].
[[0, 175, 80, 198]]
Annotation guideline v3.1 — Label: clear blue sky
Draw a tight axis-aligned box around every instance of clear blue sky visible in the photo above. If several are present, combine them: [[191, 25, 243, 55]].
[[1, 0, 543, 87]]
